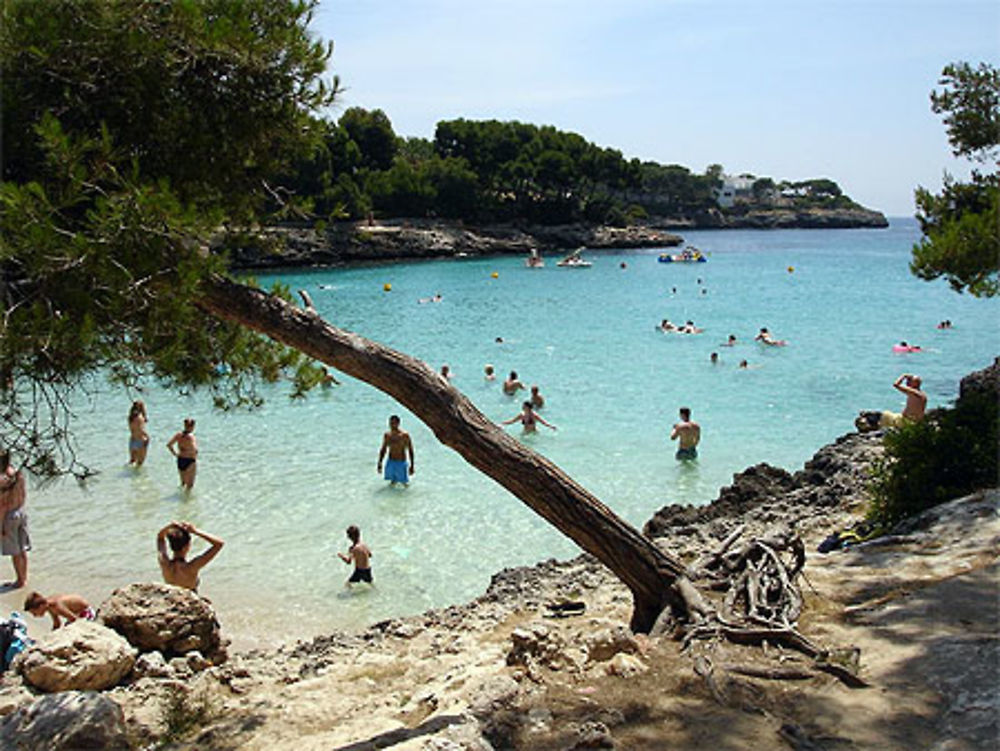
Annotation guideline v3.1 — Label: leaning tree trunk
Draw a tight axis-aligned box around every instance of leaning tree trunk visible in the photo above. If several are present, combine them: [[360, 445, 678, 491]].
[[198, 275, 689, 632]]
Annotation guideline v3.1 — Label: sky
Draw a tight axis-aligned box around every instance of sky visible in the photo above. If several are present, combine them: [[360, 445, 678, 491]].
[[311, 0, 998, 216]]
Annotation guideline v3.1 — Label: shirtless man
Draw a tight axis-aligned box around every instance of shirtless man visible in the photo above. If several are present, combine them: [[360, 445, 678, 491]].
[[166, 418, 198, 490], [377, 415, 415, 486], [502, 402, 557, 434], [0, 450, 28, 588], [503, 371, 525, 396], [670, 407, 701, 460], [156, 521, 224, 591], [893, 373, 927, 422], [529, 385, 545, 409], [338, 525, 373, 586]]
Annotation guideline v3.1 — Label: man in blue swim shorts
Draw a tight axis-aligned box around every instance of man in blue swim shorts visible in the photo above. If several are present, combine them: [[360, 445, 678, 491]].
[[377, 415, 415, 486], [670, 406, 701, 461]]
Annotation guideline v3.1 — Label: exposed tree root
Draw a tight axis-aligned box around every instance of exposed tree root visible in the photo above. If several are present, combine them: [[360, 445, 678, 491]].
[[663, 526, 868, 689]]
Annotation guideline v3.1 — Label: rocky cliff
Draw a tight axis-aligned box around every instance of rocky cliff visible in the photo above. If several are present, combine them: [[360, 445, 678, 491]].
[[227, 221, 684, 270], [652, 206, 890, 230]]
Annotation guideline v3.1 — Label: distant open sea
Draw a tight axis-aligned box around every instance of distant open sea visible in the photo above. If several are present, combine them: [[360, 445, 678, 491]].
[[5, 218, 997, 648]]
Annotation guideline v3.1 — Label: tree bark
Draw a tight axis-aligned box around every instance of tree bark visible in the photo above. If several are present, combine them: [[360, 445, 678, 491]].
[[197, 275, 688, 632]]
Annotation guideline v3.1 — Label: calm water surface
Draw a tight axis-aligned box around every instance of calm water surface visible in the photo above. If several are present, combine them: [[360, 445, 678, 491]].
[[6, 218, 998, 647]]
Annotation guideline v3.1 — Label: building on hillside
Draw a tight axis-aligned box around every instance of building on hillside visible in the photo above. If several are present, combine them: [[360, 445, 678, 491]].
[[714, 174, 756, 208]]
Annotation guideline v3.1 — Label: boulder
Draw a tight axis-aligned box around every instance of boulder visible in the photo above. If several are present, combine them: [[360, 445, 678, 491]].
[[0, 691, 130, 750], [506, 622, 568, 669], [17, 621, 136, 693], [99, 582, 227, 663], [605, 652, 648, 678], [585, 626, 640, 663], [959, 357, 1000, 403]]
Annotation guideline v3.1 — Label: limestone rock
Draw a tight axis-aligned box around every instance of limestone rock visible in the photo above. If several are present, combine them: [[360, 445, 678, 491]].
[[0, 683, 34, 717], [605, 652, 648, 678], [569, 720, 616, 749], [0, 690, 130, 751], [132, 650, 172, 679], [959, 356, 1000, 403], [506, 621, 568, 669], [99, 582, 227, 663], [17, 621, 136, 693], [586, 626, 640, 663]]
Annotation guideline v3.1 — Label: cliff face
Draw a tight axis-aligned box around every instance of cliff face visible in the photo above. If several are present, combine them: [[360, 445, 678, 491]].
[[227, 221, 683, 270], [653, 206, 890, 230], [227, 208, 889, 270]]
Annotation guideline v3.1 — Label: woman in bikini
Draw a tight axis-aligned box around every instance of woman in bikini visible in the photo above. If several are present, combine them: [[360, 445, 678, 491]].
[[502, 402, 557, 434], [166, 417, 198, 490], [128, 400, 150, 467]]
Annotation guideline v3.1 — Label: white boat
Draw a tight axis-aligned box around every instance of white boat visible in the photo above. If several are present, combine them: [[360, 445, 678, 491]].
[[525, 250, 545, 268], [556, 248, 592, 268]]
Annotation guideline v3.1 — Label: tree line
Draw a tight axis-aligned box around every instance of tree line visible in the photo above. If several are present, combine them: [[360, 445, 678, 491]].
[[277, 110, 858, 226]]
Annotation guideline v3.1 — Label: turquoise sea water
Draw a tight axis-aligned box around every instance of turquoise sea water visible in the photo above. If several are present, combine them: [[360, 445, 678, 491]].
[[4, 218, 997, 647]]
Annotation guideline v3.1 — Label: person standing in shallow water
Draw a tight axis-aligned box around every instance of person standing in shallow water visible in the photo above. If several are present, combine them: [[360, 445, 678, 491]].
[[156, 521, 224, 591], [670, 407, 701, 460], [128, 400, 150, 467], [338, 525, 372, 586], [167, 418, 198, 490], [378, 415, 414, 486], [503, 402, 557, 434]]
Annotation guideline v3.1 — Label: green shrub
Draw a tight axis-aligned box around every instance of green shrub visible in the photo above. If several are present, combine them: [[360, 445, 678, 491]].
[[867, 391, 998, 527]]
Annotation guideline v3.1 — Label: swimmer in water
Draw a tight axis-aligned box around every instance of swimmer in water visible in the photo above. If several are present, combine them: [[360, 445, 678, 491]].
[[710, 352, 719, 364], [484, 364, 496, 381], [657, 319, 676, 333], [502, 402, 556, 434], [529, 385, 545, 409], [755, 327, 787, 346], [722, 334, 737, 347], [679, 320, 703, 334], [503, 371, 525, 395]]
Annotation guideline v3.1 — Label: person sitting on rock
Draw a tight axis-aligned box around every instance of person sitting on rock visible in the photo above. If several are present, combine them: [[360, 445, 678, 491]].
[[24, 591, 96, 629], [156, 521, 224, 591]]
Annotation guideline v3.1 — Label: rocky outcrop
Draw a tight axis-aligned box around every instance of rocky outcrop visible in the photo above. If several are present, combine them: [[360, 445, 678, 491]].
[[226, 221, 683, 269], [655, 206, 890, 230], [16, 622, 136, 693], [959, 356, 1000, 402], [0, 691, 130, 751], [643, 431, 885, 538], [99, 583, 227, 664]]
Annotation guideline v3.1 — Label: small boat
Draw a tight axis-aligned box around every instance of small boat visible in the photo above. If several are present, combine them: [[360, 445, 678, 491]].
[[556, 248, 592, 268], [659, 246, 706, 263], [525, 250, 545, 268]]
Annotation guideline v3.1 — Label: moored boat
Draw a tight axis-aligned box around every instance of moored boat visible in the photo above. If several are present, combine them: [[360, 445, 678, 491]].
[[659, 246, 706, 263], [556, 248, 592, 268]]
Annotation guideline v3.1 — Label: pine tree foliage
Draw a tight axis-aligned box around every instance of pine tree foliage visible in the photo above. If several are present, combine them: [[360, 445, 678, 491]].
[[0, 0, 337, 476], [911, 61, 1000, 297]]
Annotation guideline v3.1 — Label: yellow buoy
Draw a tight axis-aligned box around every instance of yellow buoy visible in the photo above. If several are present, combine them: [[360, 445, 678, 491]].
[[787, 266, 795, 273], [491, 271, 499, 279], [383, 282, 392, 291]]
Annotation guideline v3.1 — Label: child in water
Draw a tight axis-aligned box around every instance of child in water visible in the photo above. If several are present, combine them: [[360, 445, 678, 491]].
[[338, 525, 373, 586]]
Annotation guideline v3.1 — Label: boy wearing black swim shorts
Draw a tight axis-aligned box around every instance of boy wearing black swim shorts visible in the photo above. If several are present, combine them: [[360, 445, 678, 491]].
[[338, 525, 372, 586]]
